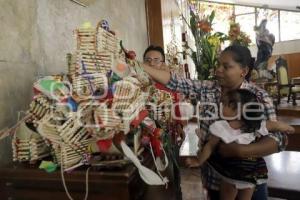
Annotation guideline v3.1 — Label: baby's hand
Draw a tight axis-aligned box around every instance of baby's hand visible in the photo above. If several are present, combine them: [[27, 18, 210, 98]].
[[185, 157, 201, 168], [277, 121, 295, 134]]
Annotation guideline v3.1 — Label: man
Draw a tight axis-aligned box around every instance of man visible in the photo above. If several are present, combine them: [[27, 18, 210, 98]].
[[143, 45, 168, 69], [144, 45, 183, 200]]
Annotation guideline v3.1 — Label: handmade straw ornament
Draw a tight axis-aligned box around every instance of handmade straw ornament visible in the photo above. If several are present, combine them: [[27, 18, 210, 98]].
[[96, 26, 119, 55], [72, 72, 107, 98], [29, 96, 52, 121], [37, 116, 61, 144], [12, 122, 51, 162]]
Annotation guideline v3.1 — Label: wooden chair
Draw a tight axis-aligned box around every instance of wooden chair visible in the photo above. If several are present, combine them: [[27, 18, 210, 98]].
[[275, 57, 300, 105], [291, 77, 300, 105]]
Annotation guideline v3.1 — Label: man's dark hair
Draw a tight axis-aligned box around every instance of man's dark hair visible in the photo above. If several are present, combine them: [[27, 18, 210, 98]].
[[143, 45, 165, 62]]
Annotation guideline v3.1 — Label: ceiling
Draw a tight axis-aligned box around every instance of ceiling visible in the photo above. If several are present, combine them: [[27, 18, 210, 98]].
[[203, 0, 300, 11]]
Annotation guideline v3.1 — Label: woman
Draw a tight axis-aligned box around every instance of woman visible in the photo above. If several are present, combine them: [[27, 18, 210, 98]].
[[142, 45, 287, 200]]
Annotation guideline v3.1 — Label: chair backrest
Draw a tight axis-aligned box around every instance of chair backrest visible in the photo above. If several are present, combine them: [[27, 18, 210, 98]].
[[275, 57, 289, 85]]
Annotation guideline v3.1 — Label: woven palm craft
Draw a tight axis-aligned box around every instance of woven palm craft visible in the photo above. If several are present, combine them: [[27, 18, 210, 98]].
[[1, 20, 173, 185]]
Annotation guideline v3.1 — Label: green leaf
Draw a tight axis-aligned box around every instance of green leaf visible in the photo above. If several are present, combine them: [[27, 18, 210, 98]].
[[190, 10, 198, 38], [209, 11, 215, 23]]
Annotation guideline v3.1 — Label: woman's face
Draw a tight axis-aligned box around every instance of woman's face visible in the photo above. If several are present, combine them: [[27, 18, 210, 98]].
[[144, 50, 164, 69], [215, 51, 248, 89]]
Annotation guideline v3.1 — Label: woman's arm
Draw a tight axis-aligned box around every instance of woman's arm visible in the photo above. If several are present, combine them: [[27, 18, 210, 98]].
[[142, 63, 171, 85], [143, 63, 215, 96], [266, 121, 295, 134], [218, 136, 279, 158]]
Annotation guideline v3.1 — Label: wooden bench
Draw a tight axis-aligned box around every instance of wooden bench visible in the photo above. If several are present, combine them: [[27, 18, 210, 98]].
[[265, 151, 300, 200]]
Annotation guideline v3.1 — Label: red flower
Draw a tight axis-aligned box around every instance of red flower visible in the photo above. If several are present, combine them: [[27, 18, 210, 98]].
[[197, 20, 213, 33]]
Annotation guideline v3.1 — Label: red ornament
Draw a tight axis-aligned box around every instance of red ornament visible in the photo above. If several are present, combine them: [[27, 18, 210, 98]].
[[126, 50, 136, 60], [120, 41, 136, 60]]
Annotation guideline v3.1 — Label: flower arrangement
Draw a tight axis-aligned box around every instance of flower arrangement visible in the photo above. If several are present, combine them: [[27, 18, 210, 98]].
[[228, 20, 252, 47], [183, 9, 252, 80], [187, 10, 227, 80]]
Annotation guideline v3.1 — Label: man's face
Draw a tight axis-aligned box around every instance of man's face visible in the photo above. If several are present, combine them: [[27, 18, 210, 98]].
[[144, 50, 164, 69]]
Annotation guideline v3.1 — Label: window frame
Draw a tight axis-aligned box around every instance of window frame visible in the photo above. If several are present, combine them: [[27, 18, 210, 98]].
[[195, 0, 300, 43]]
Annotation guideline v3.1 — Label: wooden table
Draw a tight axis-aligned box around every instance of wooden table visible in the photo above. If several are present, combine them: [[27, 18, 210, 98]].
[[0, 158, 151, 200], [292, 76, 300, 84], [265, 151, 300, 200]]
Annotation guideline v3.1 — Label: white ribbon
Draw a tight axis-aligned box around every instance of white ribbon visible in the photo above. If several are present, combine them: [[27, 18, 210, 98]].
[[151, 142, 168, 172], [120, 141, 168, 186]]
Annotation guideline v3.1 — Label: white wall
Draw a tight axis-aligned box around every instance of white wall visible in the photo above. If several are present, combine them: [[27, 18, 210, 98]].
[[34, 0, 148, 75]]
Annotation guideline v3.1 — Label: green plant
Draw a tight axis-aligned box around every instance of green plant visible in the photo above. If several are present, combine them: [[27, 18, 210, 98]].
[[187, 10, 227, 80]]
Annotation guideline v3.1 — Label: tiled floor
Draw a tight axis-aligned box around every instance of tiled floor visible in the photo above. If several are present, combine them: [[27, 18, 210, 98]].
[[180, 168, 206, 200]]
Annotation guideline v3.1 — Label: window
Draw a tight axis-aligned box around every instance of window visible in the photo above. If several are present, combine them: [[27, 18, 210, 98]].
[[235, 14, 256, 44], [189, 1, 300, 42], [256, 9, 280, 42], [198, 2, 233, 34], [280, 11, 300, 41], [234, 5, 255, 15]]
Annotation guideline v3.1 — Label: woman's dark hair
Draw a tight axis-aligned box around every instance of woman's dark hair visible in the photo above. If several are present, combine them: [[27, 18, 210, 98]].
[[224, 89, 264, 133], [222, 45, 254, 81], [143, 45, 165, 62]]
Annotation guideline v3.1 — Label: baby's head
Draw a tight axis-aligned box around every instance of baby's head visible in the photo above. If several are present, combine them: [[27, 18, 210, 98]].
[[221, 89, 264, 132]]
